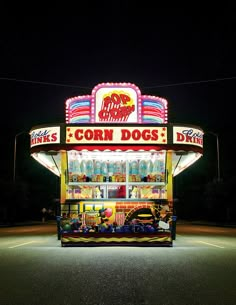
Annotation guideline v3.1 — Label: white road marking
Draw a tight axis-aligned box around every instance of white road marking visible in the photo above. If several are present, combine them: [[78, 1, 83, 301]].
[[8, 241, 37, 248], [197, 241, 225, 248]]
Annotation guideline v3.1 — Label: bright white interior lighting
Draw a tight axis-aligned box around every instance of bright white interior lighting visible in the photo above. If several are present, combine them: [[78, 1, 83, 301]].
[[31, 152, 61, 176]]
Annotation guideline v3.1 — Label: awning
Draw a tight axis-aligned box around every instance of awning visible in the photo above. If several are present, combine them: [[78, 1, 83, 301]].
[[30, 144, 203, 154]]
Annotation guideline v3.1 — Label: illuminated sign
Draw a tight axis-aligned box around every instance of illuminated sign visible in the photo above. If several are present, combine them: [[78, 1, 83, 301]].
[[30, 127, 60, 147], [92, 83, 140, 123], [173, 126, 203, 147], [65, 83, 168, 124], [66, 126, 167, 144]]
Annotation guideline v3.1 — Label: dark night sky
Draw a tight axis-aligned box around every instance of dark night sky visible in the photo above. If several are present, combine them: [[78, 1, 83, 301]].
[[1, 6, 236, 184]]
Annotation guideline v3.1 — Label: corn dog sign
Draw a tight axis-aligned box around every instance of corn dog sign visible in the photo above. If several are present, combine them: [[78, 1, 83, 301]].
[[66, 126, 167, 144]]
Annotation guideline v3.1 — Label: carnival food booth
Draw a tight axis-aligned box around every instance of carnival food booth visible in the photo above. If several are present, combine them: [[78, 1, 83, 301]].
[[30, 82, 204, 247]]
